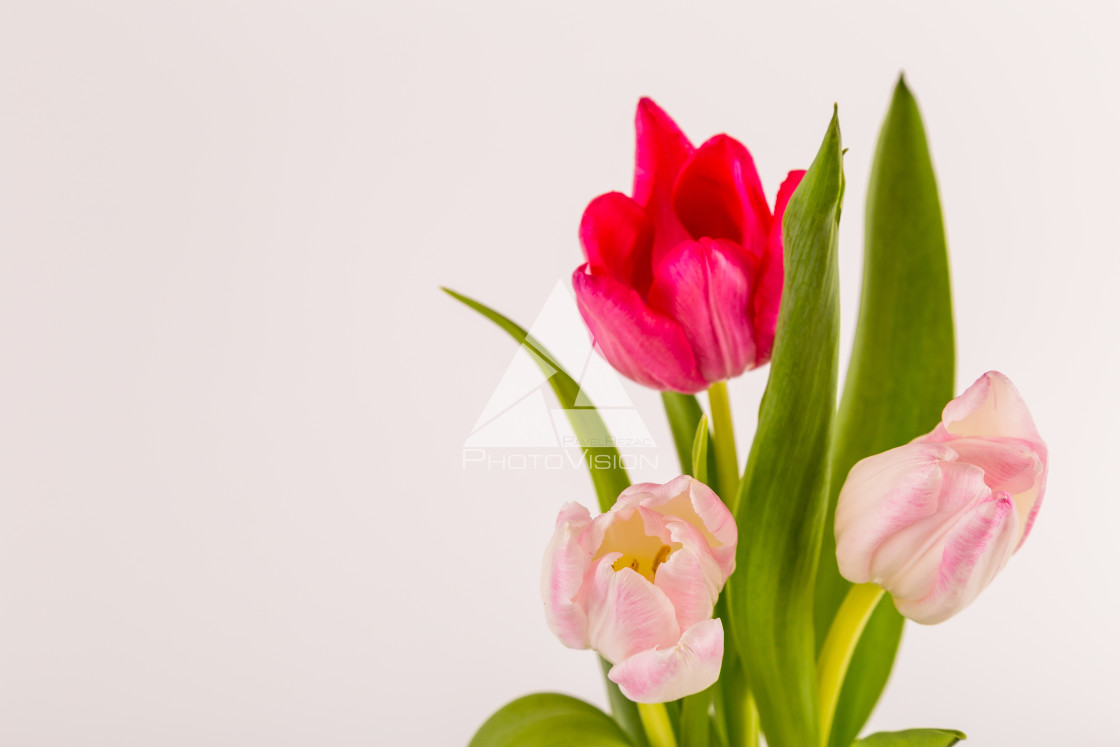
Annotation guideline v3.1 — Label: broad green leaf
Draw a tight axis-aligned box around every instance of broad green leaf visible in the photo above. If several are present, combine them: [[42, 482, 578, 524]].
[[727, 108, 844, 747], [469, 692, 635, 747], [853, 728, 966, 746], [814, 76, 956, 747], [691, 414, 710, 485], [443, 288, 630, 513]]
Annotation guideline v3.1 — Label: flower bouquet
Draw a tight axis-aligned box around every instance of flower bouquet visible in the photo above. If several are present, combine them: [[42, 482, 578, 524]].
[[445, 77, 1047, 747]]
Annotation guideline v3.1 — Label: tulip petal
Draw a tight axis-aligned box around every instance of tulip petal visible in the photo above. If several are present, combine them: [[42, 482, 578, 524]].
[[755, 170, 805, 361], [937, 371, 1042, 442], [572, 267, 707, 393], [653, 521, 722, 631], [633, 98, 695, 266], [579, 192, 655, 295], [672, 134, 771, 256], [585, 555, 681, 665], [648, 238, 758, 383], [624, 475, 737, 578], [924, 371, 1048, 545], [835, 442, 959, 584], [894, 491, 1019, 625], [608, 619, 724, 704], [866, 460, 994, 602], [541, 502, 594, 649]]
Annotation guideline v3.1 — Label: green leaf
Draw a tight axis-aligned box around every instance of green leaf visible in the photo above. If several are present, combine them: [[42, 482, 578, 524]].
[[679, 686, 713, 747], [469, 693, 635, 747], [726, 108, 844, 747], [814, 76, 956, 747], [661, 392, 701, 473], [660, 392, 717, 489], [443, 288, 630, 513], [599, 657, 650, 747], [853, 728, 966, 746], [691, 414, 710, 485]]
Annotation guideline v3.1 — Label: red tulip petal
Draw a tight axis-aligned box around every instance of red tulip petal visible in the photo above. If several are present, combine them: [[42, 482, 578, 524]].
[[633, 98, 695, 266], [573, 266, 707, 394], [755, 170, 805, 361], [579, 192, 655, 296], [672, 134, 772, 257], [647, 238, 758, 383]]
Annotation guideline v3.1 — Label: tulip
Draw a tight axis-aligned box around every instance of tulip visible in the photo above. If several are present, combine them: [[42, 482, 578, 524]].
[[834, 371, 1048, 624], [573, 98, 805, 394], [541, 475, 737, 703]]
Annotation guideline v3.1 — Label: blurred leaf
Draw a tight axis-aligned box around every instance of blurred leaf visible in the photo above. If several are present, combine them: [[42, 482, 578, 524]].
[[853, 729, 966, 746], [469, 693, 635, 747], [600, 657, 650, 747], [444, 288, 630, 513], [691, 414, 710, 485], [726, 108, 844, 747], [679, 686, 712, 747], [814, 76, 956, 747]]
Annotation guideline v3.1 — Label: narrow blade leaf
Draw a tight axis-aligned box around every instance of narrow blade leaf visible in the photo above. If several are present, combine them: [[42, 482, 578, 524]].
[[469, 693, 635, 747], [444, 288, 630, 512], [814, 76, 955, 747], [727, 108, 844, 747], [691, 414, 710, 485], [853, 729, 966, 747], [661, 392, 717, 489]]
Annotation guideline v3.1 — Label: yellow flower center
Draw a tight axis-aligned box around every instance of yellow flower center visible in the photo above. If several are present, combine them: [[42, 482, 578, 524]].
[[611, 544, 673, 583]]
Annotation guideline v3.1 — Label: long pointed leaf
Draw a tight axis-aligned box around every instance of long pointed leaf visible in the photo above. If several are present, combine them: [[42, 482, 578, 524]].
[[443, 288, 630, 513], [814, 76, 956, 747], [691, 414, 710, 485], [727, 109, 844, 747]]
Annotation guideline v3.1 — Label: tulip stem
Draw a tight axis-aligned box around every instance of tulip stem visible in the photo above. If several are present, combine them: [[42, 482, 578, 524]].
[[707, 381, 739, 507], [817, 583, 886, 746], [637, 702, 678, 747], [744, 691, 759, 747]]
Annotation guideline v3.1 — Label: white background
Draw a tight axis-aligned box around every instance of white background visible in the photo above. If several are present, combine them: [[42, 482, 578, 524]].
[[1, 1, 1117, 745]]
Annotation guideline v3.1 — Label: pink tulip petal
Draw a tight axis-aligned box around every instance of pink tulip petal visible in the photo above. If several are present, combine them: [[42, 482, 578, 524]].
[[633, 98, 695, 266], [755, 170, 805, 361], [572, 267, 707, 394], [631, 476, 737, 578], [541, 502, 594, 649], [585, 555, 681, 665], [653, 521, 722, 631], [608, 619, 724, 703], [835, 442, 958, 584], [936, 371, 1043, 443], [579, 192, 655, 296], [672, 134, 771, 256], [648, 238, 758, 382], [895, 491, 1019, 625], [867, 460, 994, 602], [923, 371, 1048, 546]]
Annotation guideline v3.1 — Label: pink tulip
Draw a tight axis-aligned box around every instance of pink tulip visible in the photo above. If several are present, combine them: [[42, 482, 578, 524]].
[[541, 475, 737, 702], [835, 371, 1048, 624], [573, 98, 805, 394]]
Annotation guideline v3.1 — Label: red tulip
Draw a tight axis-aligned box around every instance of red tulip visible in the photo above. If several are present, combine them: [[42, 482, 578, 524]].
[[573, 98, 804, 394]]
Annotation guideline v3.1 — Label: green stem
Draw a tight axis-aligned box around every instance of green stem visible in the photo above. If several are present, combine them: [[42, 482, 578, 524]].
[[817, 583, 886, 746], [743, 692, 759, 747], [707, 381, 739, 508], [637, 703, 679, 747]]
